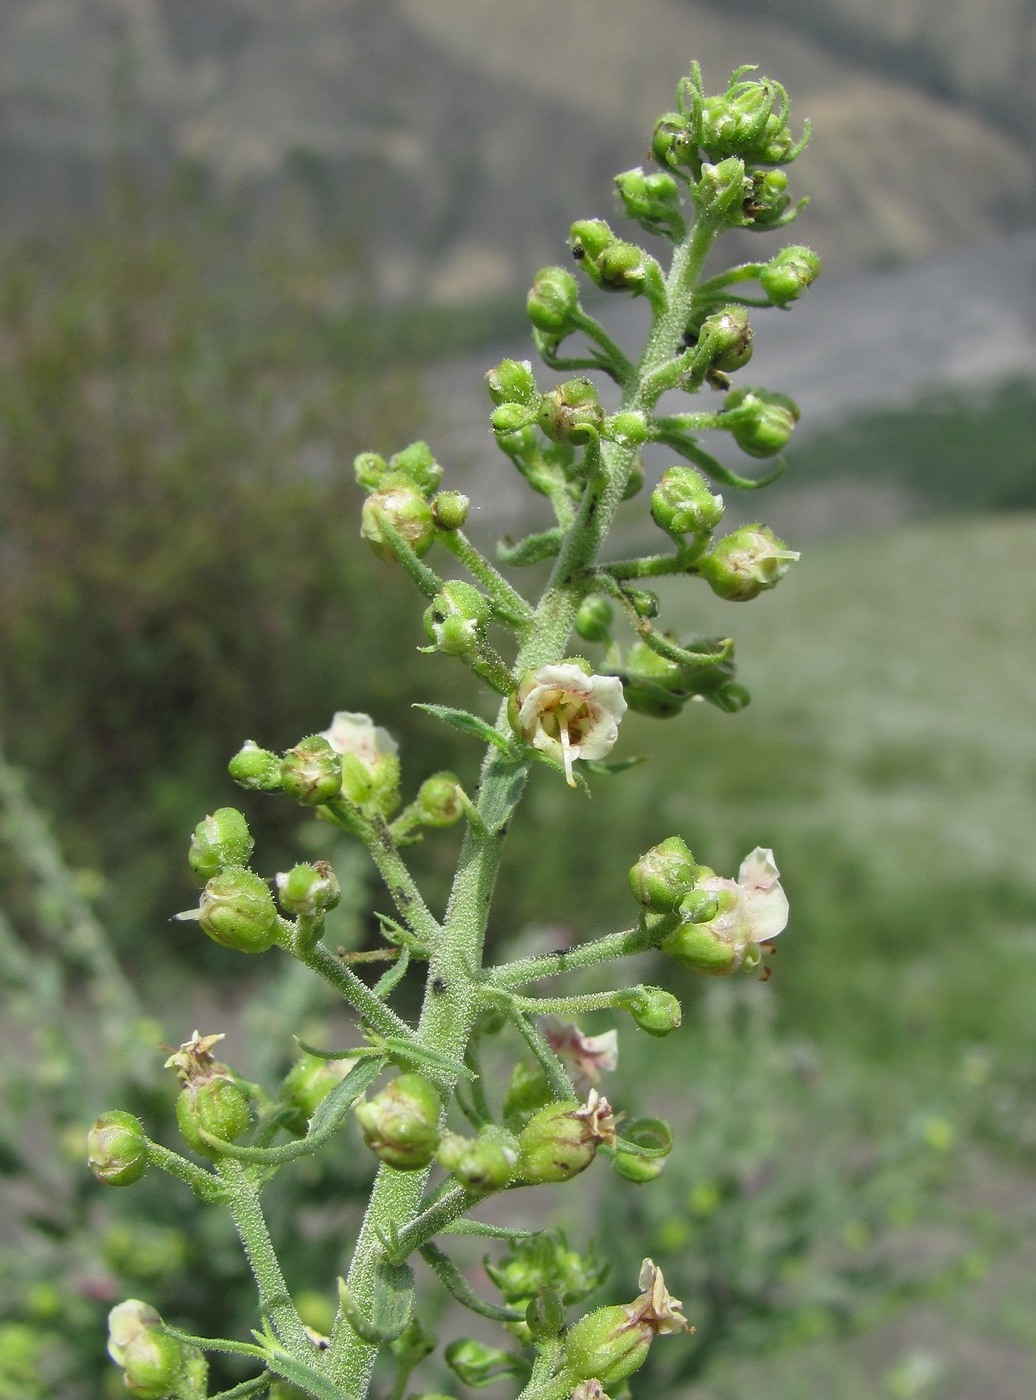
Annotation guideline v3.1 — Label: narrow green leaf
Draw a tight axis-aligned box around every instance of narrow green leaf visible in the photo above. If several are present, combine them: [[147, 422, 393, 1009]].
[[419, 1242, 524, 1322], [265, 1350, 357, 1400], [413, 704, 514, 753]]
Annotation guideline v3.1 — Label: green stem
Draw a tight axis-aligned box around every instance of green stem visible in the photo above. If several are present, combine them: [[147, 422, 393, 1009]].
[[219, 1160, 310, 1354], [487, 926, 652, 990], [291, 941, 414, 1041], [441, 529, 535, 628]]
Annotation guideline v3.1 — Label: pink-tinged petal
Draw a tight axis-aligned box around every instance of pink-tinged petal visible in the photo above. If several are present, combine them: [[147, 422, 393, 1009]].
[[320, 711, 398, 762]]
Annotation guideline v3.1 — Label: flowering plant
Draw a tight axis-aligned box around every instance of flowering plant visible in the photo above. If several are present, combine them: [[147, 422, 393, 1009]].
[[90, 61, 817, 1400]]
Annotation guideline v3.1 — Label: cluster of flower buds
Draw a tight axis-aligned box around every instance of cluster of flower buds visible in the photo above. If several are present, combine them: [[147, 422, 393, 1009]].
[[485, 1229, 608, 1313], [356, 440, 469, 560], [660, 847, 790, 978], [166, 1031, 252, 1157], [614, 167, 685, 240], [436, 1127, 518, 1193], [569, 220, 665, 307], [107, 1300, 206, 1400], [651, 465, 725, 556]]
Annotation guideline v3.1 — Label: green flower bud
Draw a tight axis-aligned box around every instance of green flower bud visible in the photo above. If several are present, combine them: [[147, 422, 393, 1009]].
[[197, 866, 279, 954], [699, 306, 753, 373], [537, 378, 604, 446], [694, 157, 748, 219], [502, 1058, 552, 1125], [176, 1075, 251, 1156], [677, 886, 722, 924], [651, 113, 695, 169], [355, 1073, 442, 1171], [597, 240, 651, 293], [436, 1130, 517, 1192], [432, 491, 470, 530], [108, 1301, 200, 1400], [526, 1286, 566, 1340], [561, 1261, 686, 1386], [280, 1052, 355, 1136], [614, 167, 684, 238], [516, 1092, 616, 1184], [742, 168, 792, 226], [613, 1151, 666, 1183], [490, 401, 539, 438], [361, 476, 437, 560], [623, 986, 682, 1037], [527, 266, 580, 336], [629, 837, 698, 913], [445, 1339, 519, 1388], [276, 860, 341, 916], [387, 440, 443, 496], [188, 807, 254, 881], [280, 735, 343, 806], [569, 218, 614, 264], [697, 68, 809, 166], [354, 451, 390, 491], [651, 466, 724, 542], [724, 386, 800, 456], [486, 358, 539, 407], [413, 771, 464, 828], [758, 246, 820, 305], [87, 1110, 149, 1186], [574, 597, 614, 644], [319, 712, 401, 816], [227, 740, 282, 792], [623, 586, 660, 619], [661, 918, 736, 975], [486, 1230, 607, 1307], [697, 523, 799, 601], [423, 580, 491, 658], [603, 410, 648, 447]]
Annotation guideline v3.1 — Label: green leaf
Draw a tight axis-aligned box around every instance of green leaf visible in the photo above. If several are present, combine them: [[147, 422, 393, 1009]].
[[582, 756, 647, 776], [339, 1260, 414, 1343], [419, 1242, 524, 1322], [264, 1350, 357, 1400], [413, 704, 514, 753]]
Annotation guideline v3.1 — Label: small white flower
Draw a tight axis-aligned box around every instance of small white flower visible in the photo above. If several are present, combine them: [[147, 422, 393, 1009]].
[[632, 1259, 689, 1336], [512, 663, 627, 786], [319, 711, 398, 764], [698, 846, 789, 974], [542, 1018, 619, 1086]]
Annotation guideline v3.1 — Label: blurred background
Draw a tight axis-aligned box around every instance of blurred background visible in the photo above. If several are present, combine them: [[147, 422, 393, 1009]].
[[0, 1, 1034, 1396]]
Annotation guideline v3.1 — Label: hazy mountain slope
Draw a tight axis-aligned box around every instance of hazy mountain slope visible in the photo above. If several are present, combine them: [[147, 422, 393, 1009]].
[[0, 0, 1030, 299]]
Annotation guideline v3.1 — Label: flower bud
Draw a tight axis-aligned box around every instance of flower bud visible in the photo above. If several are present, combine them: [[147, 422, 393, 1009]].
[[502, 1058, 552, 1125], [280, 1052, 355, 1135], [614, 167, 684, 237], [276, 861, 341, 917], [354, 451, 390, 491], [697, 68, 809, 166], [574, 597, 614, 644], [436, 1130, 517, 1192], [742, 168, 792, 226], [527, 266, 580, 336], [516, 1092, 616, 1184], [663, 847, 789, 977], [697, 523, 799, 601], [280, 735, 343, 806], [188, 807, 254, 881], [423, 580, 491, 658], [651, 113, 695, 169], [603, 410, 648, 448], [724, 387, 800, 457], [108, 1300, 200, 1400], [432, 491, 470, 530], [88, 1110, 149, 1186], [197, 867, 279, 954], [569, 218, 614, 263], [176, 1075, 251, 1156], [537, 378, 604, 446], [651, 466, 724, 542], [486, 358, 539, 407], [227, 740, 282, 792], [694, 158, 748, 218], [355, 1073, 442, 1171], [388, 440, 443, 496], [629, 837, 697, 913], [413, 772, 464, 828], [699, 306, 753, 374], [526, 1287, 566, 1340], [758, 245, 821, 305], [361, 476, 437, 560], [623, 986, 682, 1037], [623, 587, 660, 619], [561, 1261, 687, 1387], [319, 711, 401, 816]]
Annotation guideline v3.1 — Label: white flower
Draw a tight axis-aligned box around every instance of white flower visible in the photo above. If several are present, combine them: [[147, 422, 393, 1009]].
[[319, 711, 398, 763], [542, 1018, 619, 1086], [697, 847, 789, 974], [631, 1259, 689, 1336], [512, 663, 627, 786]]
